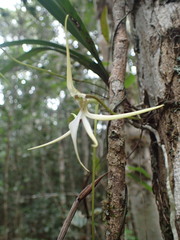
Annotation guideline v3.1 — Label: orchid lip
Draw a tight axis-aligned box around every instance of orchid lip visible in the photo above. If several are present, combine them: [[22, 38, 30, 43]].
[[29, 109, 98, 173], [81, 114, 98, 148], [69, 111, 90, 172]]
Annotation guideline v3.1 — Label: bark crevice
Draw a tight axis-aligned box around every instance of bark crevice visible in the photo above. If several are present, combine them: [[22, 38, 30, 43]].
[[129, 1, 180, 239]]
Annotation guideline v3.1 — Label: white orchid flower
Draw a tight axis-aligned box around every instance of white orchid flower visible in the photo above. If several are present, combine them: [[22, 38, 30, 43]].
[[29, 105, 98, 172], [29, 15, 163, 172]]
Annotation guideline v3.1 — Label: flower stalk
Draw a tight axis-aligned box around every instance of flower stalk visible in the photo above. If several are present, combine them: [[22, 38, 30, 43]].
[[91, 104, 99, 240]]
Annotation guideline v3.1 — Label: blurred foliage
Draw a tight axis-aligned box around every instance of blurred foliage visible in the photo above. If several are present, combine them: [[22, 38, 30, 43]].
[[125, 229, 139, 240], [127, 166, 152, 192], [0, 1, 107, 239]]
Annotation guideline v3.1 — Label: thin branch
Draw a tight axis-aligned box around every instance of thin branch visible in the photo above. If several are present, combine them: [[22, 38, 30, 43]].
[[126, 128, 144, 159], [57, 172, 107, 240], [106, 1, 129, 239]]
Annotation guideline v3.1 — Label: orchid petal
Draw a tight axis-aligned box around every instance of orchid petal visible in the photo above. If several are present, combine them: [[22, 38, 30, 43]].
[[69, 111, 89, 172], [85, 105, 164, 121], [65, 15, 85, 99], [81, 114, 98, 148], [65, 15, 77, 96], [28, 130, 71, 150]]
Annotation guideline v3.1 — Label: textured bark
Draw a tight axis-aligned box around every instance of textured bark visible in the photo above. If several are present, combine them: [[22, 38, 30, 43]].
[[126, 125, 163, 240], [106, 1, 129, 239], [129, 1, 180, 239]]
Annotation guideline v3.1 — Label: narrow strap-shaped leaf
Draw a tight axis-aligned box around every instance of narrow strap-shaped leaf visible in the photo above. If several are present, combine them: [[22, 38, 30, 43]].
[[37, 0, 109, 84], [1, 47, 47, 74], [0, 40, 108, 81], [37, 0, 97, 60], [100, 6, 110, 43]]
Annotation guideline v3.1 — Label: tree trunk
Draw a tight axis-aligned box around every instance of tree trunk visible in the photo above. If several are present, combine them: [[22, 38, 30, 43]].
[[106, 1, 129, 239], [129, 1, 180, 239]]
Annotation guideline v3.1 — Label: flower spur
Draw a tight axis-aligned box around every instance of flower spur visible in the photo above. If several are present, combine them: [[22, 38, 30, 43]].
[[29, 15, 163, 172]]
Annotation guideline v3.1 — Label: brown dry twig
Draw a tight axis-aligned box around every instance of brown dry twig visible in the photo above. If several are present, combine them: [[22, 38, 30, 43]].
[[57, 172, 108, 240]]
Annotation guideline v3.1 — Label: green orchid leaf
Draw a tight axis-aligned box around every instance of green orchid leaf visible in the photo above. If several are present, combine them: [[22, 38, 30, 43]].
[[100, 6, 110, 43], [1, 47, 48, 74], [128, 165, 151, 179], [37, 0, 109, 84], [1, 0, 110, 84], [0, 40, 107, 80], [127, 173, 152, 192], [37, 0, 97, 59]]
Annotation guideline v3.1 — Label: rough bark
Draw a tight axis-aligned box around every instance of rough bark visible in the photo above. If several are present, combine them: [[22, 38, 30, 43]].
[[106, 1, 129, 239], [126, 125, 163, 240], [129, 0, 180, 239]]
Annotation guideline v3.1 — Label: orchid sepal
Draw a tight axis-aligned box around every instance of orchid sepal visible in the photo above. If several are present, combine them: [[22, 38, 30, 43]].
[[28, 130, 71, 150], [65, 15, 86, 99], [85, 104, 164, 121]]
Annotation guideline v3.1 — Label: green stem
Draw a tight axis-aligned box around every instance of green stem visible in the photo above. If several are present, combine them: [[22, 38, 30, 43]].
[[86, 94, 115, 115], [91, 104, 98, 240], [0, 72, 9, 81]]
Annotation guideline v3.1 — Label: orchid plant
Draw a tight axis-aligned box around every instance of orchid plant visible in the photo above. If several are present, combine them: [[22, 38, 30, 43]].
[[29, 15, 163, 172]]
